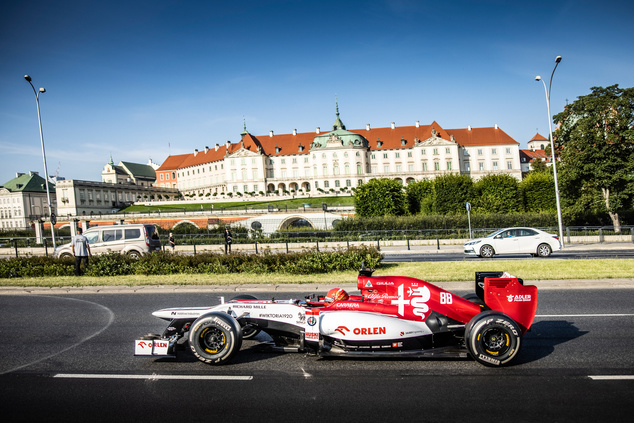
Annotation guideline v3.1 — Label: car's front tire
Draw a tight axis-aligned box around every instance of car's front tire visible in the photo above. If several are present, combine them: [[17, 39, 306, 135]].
[[189, 312, 242, 364], [465, 311, 521, 366], [479, 244, 495, 258], [537, 243, 552, 257]]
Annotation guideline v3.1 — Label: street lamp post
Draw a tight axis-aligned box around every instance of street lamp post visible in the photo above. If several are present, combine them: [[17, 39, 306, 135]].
[[535, 56, 564, 248], [24, 75, 57, 249]]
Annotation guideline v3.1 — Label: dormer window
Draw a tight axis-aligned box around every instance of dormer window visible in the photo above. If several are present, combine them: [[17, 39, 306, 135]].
[[377, 139, 383, 148], [275, 146, 281, 154], [401, 137, 406, 146]]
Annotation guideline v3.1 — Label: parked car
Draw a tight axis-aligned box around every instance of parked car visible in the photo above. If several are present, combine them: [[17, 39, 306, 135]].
[[464, 227, 561, 258], [54, 224, 161, 259]]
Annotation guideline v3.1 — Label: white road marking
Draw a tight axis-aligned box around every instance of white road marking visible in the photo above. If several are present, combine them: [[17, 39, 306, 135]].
[[536, 314, 634, 318], [589, 375, 634, 381], [0, 296, 115, 376], [54, 373, 253, 380]]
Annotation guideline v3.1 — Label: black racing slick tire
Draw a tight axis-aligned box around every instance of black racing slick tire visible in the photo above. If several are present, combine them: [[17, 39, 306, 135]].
[[537, 243, 552, 257], [189, 312, 243, 365], [465, 311, 521, 367], [229, 295, 261, 339], [479, 244, 495, 258], [462, 293, 489, 311]]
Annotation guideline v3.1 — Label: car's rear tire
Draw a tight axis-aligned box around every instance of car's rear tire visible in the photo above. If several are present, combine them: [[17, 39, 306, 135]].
[[537, 243, 552, 257], [465, 311, 521, 367], [60, 252, 73, 259], [462, 293, 489, 310], [479, 244, 495, 258], [127, 250, 142, 259], [230, 295, 261, 339], [189, 312, 242, 364]]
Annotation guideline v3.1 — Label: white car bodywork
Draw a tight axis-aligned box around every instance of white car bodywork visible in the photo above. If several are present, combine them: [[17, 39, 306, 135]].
[[464, 227, 561, 258]]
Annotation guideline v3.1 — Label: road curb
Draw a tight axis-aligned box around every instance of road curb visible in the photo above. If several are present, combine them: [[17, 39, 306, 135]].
[[1, 278, 632, 295]]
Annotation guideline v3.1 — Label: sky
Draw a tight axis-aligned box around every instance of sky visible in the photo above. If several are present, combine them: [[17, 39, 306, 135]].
[[1, 0, 633, 184]]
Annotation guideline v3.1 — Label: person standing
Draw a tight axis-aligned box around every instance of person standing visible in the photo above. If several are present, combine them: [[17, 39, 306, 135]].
[[168, 232, 175, 253], [224, 228, 232, 254], [72, 227, 91, 276]]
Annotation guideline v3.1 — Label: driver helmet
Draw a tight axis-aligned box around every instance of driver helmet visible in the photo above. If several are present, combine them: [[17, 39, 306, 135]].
[[325, 288, 349, 303]]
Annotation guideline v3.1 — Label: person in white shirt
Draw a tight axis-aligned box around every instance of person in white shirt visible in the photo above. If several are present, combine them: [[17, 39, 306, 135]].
[[71, 227, 92, 276]]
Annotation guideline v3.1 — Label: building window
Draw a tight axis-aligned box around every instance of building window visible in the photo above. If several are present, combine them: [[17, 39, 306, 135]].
[[479, 162, 485, 171], [371, 165, 378, 174], [407, 152, 412, 158], [493, 161, 498, 171], [506, 148, 512, 154], [507, 161, 513, 170], [422, 149, 426, 155], [477, 149, 483, 156], [346, 179, 351, 187], [357, 164, 362, 174], [447, 161, 452, 170], [396, 165, 402, 173], [445, 147, 450, 154], [395, 152, 400, 158], [335, 180, 340, 187], [345, 163, 350, 174], [433, 148, 439, 155], [492, 148, 497, 155], [383, 165, 389, 173], [383, 153, 388, 159], [323, 165, 328, 176], [324, 181, 330, 188], [408, 164, 414, 172], [434, 162, 440, 171], [160, 173, 164, 180], [422, 163, 427, 171]]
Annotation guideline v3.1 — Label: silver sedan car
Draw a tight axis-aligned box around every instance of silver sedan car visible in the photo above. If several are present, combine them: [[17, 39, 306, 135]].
[[464, 227, 561, 258]]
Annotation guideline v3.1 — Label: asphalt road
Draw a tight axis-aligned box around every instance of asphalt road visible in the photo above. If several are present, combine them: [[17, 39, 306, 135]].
[[1, 288, 633, 422], [382, 242, 634, 262]]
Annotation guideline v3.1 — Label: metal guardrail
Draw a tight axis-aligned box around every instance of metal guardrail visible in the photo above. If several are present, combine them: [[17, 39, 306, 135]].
[[1, 226, 633, 258]]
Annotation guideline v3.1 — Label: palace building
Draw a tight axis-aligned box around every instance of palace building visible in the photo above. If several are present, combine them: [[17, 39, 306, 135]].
[[157, 109, 522, 197]]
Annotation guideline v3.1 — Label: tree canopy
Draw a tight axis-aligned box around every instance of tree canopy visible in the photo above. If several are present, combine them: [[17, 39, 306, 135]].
[[553, 85, 634, 231], [354, 178, 406, 217]]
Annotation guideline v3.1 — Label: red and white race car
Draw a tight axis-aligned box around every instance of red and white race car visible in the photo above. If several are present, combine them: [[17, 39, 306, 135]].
[[135, 267, 538, 367]]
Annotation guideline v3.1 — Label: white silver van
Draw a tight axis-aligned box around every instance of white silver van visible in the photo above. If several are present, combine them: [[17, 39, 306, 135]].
[[54, 224, 161, 259]]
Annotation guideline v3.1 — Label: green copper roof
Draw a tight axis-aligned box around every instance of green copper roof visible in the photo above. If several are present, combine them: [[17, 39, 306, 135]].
[[1, 172, 55, 193]]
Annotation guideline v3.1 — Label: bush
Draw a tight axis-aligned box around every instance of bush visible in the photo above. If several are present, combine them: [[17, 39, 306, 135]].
[[0, 247, 383, 279]]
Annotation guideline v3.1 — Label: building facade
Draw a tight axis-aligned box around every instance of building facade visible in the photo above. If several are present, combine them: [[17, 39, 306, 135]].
[[159, 112, 522, 198], [55, 179, 179, 217], [0, 171, 56, 230], [102, 157, 160, 186]]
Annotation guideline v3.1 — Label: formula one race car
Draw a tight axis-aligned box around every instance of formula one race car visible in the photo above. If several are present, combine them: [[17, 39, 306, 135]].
[[135, 267, 538, 367]]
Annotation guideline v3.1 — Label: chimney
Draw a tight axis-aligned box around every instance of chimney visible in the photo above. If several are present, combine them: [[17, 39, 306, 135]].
[[204, 146, 209, 153], [226, 140, 231, 148], [293, 129, 297, 135], [194, 149, 198, 156], [468, 126, 472, 131], [494, 124, 498, 129], [316, 127, 320, 134], [215, 144, 219, 151], [366, 124, 371, 131], [415, 120, 420, 128], [269, 130, 274, 137], [391, 122, 395, 129]]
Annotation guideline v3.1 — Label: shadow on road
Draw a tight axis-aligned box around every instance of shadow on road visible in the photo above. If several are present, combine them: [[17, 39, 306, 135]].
[[515, 320, 588, 365]]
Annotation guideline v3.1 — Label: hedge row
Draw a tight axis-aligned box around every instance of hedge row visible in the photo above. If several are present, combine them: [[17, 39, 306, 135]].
[[0, 246, 383, 278]]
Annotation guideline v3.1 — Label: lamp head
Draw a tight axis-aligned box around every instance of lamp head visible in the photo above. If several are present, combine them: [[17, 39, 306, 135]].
[[39, 88, 46, 93], [555, 56, 562, 63], [535, 75, 542, 81], [24, 75, 32, 82]]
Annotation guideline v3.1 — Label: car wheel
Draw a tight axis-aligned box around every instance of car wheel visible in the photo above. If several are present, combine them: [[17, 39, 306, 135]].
[[230, 295, 261, 339], [537, 243, 552, 257], [60, 252, 73, 259], [465, 311, 521, 367], [127, 250, 141, 259], [479, 244, 495, 258], [189, 312, 243, 364]]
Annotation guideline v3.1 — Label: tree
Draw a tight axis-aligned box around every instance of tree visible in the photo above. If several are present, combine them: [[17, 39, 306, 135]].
[[433, 174, 473, 214], [354, 178, 406, 217], [405, 179, 434, 215], [554, 85, 634, 232], [472, 174, 522, 213], [520, 172, 556, 212]]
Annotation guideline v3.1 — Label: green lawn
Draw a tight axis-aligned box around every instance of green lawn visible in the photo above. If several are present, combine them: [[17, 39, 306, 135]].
[[1, 259, 632, 288]]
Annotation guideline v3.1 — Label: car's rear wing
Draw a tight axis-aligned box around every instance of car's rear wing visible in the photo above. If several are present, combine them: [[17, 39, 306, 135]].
[[476, 272, 538, 334]]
